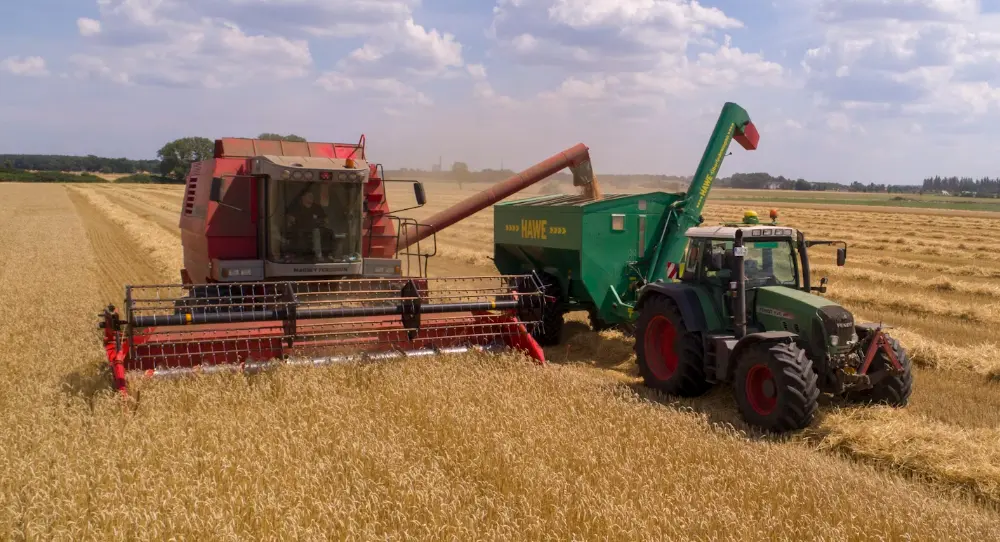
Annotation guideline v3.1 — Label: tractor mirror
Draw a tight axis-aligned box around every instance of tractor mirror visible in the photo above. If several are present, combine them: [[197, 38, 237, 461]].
[[836, 247, 846, 266], [413, 182, 426, 206], [209, 177, 223, 202], [710, 252, 725, 271]]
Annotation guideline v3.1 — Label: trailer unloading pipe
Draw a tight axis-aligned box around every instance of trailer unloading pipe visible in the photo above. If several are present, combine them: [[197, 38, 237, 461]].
[[396, 143, 593, 251]]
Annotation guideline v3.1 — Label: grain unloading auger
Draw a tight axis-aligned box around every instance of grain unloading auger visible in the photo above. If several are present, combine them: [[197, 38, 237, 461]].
[[99, 136, 599, 394]]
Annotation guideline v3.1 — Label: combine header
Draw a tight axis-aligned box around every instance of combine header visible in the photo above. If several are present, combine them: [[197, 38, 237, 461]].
[[99, 136, 598, 394]]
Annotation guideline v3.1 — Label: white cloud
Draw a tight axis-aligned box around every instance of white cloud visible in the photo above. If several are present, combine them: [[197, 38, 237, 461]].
[[315, 72, 432, 106], [490, 0, 744, 71], [1, 56, 49, 77], [484, 1, 783, 112], [817, 0, 979, 23], [72, 0, 463, 100], [802, 0, 1000, 123], [466, 63, 487, 80], [336, 18, 463, 78], [77, 17, 101, 36]]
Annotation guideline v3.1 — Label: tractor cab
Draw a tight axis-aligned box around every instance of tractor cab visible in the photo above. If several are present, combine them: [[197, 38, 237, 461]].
[[681, 224, 801, 290], [679, 209, 847, 295]]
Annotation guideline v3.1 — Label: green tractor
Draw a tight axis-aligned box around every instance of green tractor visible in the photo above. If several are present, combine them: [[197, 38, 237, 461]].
[[491, 101, 912, 432], [633, 215, 913, 432]]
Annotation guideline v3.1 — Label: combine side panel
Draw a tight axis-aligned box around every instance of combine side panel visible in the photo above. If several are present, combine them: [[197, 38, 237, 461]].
[[362, 169, 397, 259]]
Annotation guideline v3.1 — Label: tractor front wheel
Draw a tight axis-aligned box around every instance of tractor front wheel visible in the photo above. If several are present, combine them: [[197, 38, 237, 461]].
[[733, 341, 820, 433], [634, 294, 711, 397]]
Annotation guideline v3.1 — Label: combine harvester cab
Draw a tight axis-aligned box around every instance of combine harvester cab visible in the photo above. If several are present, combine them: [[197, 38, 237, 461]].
[[99, 136, 598, 394]]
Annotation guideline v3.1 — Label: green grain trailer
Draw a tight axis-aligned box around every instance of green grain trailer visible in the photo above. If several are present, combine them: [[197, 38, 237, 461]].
[[493, 102, 912, 432], [494, 102, 759, 341]]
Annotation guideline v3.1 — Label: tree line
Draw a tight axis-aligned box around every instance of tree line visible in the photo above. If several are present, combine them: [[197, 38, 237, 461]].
[[0, 154, 159, 174], [921, 176, 1000, 197], [3, 135, 1000, 198]]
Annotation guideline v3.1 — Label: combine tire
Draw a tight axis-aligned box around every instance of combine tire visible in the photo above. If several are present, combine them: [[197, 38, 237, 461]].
[[634, 294, 711, 397], [733, 341, 820, 433], [849, 335, 913, 407]]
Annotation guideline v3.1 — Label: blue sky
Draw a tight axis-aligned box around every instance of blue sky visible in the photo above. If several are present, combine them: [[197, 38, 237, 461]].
[[2, 0, 1000, 185]]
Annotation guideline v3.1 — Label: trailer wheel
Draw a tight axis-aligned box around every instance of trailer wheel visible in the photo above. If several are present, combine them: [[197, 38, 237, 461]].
[[733, 341, 819, 433], [848, 334, 913, 407], [588, 309, 633, 335], [634, 294, 711, 397], [535, 281, 565, 346]]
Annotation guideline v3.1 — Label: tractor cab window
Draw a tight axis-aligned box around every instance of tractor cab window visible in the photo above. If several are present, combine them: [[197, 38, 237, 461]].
[[267, 179, 363, 264], [702, 240, 733, 283], [744, 239, 798, 287]]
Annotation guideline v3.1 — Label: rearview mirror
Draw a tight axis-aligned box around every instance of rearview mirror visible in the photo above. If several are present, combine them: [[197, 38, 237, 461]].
[[836, 247, 846, 266], [710, 252, 724, 271], [209, 177, 222, 202], [413, 182, 426, 206]]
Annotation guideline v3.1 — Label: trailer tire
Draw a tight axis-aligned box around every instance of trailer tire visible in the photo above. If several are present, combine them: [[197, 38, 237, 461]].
[[514, 273, 564, 346], [733, 341, 819, 433], [848, 335, 913, 407], [634, 294, 711, 397]]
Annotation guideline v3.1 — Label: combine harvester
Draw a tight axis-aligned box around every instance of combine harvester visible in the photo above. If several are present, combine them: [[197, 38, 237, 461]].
[[99, 135, 599, 394], [493, 102, 913, 432]]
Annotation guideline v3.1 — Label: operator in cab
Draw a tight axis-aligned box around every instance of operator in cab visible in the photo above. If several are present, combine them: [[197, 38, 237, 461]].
[[285, 188, 329, 260]]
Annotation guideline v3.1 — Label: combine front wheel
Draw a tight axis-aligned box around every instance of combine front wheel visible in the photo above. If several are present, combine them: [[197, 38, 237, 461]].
[[634, 294, 711, 397], [733, 341, 820, 433]]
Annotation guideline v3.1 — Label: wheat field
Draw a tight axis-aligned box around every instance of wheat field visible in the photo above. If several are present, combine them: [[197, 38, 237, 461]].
[[1, 180, 999, 540]]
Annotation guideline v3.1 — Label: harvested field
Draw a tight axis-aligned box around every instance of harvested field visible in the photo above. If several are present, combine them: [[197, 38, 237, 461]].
[[1, 180, 999, 540]]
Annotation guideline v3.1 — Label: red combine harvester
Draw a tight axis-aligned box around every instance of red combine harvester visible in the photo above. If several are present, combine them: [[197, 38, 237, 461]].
[[99, 135, 597, 394]]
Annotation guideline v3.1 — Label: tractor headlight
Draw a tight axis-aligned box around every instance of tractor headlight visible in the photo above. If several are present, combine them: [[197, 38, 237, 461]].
[[830, 335, 839, 346], [850, 332, 858, 344]]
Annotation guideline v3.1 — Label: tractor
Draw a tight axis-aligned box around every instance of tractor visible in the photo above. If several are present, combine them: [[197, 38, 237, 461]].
[[491, 101, 913, 432], [633, 213, 913, 432]]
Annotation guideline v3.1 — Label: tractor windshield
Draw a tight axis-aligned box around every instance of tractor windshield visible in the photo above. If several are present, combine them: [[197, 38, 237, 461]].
[[744, 239, 798, 287], [266, 179, 363, 264]]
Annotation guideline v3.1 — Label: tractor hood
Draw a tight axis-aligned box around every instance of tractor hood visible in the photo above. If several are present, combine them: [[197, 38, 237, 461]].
[[753, 286, 856, 356]]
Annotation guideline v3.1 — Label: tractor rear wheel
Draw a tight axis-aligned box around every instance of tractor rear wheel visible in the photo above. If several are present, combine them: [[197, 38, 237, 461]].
[[733, 341, 820, 433], [848, 334, 913, 407], [634, 294, 711, 397]]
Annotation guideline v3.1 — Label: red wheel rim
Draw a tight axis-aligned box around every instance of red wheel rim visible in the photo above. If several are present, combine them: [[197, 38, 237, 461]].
[[643, 315, 678, 380], [745, 364, 777, 415]]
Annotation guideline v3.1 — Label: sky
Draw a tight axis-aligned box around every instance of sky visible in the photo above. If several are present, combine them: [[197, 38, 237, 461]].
[[2, 0, 1000, 185]]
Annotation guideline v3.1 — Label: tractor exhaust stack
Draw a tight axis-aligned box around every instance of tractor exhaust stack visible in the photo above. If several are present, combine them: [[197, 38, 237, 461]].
[[732, 228, 747, 339]]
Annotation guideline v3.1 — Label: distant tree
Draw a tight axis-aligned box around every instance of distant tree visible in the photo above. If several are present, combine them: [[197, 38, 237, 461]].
[[157, 137, 214, 182], [794, 179, 811, 191], [258, 133, 307, 142], [451, 161, 470, 188], [2, 159, 11, 170]]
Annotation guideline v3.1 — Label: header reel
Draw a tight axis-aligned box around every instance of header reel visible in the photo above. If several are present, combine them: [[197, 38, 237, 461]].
[[99, 274, 548, 394]]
